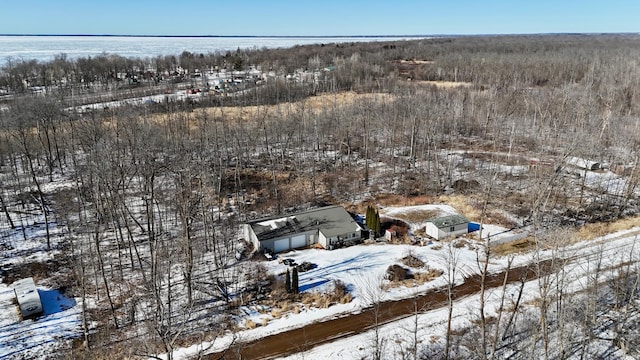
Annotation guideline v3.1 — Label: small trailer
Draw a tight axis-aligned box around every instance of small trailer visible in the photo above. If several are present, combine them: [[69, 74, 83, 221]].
[[12, 277, 43, 319]]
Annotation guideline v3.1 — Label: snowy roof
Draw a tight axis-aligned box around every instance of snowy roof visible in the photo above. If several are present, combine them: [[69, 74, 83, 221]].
[[12, 277, 42, 317], [248, 205, 361, 241], [12, 277, 38, 299], [427, 214, 469, 228]]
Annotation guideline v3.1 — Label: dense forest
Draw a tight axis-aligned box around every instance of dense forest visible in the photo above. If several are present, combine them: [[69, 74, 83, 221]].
[[1, 34, 640, 359]]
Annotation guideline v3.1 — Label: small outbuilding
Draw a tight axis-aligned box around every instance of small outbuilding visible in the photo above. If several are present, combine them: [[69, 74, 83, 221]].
[[12, 277, 43, 319], [384, 229, 396, 242], [566, 156, 601, 171], [425, 214, 469, 240]]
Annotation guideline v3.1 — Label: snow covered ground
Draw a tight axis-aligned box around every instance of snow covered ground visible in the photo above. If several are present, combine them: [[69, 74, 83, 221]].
[[67, 89, 205, 113], [163, 199, 640, 360], [0, 171, 637, 360], [0, 175, 83, 359], [274, 226, 640, 359], [6, 215, 637, 360], [0, 286, 81, 359]]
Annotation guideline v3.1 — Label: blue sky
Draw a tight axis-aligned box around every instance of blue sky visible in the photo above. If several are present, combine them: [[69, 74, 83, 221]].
[[0, 0, 638, 36]]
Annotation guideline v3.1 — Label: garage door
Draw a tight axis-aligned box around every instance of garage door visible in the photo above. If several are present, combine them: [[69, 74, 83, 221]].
[[290, 234, 306, 249], [274, 238, 290, 253]]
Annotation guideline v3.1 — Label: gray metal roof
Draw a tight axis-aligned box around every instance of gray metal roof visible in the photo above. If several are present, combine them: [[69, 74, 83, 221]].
[[248, 205, 361, 241], [427, 214, 469, 228]]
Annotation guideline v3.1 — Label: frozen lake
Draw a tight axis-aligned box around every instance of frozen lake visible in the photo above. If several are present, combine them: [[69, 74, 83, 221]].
[[0, 35, 426, 64]]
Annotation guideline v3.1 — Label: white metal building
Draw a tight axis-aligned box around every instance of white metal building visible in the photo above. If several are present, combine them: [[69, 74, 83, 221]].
[[242, 205, 362, 253], [425, 214, 469, 240], [12, 277, 43, 319], [566, 156, 601, 171]]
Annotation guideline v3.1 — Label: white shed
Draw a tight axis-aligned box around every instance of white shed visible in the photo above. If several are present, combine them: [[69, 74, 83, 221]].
[[12, 277, 43, 319], [425, 214, 469, 240], [566, 156, 600, 171]]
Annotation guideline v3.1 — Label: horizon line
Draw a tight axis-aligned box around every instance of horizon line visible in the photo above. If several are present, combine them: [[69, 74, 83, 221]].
[[0, 34, 434, 38], [0, 32, 636, 38]]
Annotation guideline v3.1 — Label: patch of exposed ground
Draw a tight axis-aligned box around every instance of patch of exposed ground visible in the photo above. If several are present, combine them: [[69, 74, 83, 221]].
[[570, 216, 640, 243], [401, 254, 425, 268], [491, 237, 537, 256], [384, 263, 442, 289], [241, 279, 352, 330], [382, 254, 443, 290], [376, 194, 434, 206], [346, 195, 434, 214], [436, 194, 482, 221], [386, 209, 440, 224], [1, 259, 70, 285], [147, 91, 395, 125], [381, 218, 411, 243], [410, 80, 474, 89], [491, 216, 640, 257]]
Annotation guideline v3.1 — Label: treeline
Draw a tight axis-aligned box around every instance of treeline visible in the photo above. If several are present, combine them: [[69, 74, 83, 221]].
[[4, 35, 640, 115]]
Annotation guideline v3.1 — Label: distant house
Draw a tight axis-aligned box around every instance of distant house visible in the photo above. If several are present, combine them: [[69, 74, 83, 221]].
[[12, 277, 43, 319], [242, 205, 363, 253], [425, 214, 469, 240], [566, 156, 601, 171]]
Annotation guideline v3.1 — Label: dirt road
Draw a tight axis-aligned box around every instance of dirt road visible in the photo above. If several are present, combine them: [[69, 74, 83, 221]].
[[209, 260, 554, 359]]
